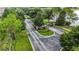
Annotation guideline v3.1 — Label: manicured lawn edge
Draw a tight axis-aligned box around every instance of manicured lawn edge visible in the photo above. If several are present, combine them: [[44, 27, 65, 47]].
[[26, 31, 35, 51], [15, 30, 33, 51], [37, 28, 55, 37], [56, 26, 71, 33]]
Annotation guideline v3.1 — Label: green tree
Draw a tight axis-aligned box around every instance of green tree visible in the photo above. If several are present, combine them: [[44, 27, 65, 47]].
[[16, 8, 25, 21], [63, 8, 78, 22], [52, 7, 61, 20], [0, 13, 22, 50], [23, 8, 41, 18], [60, 26, 79, 51], [34, 12, 44, 27], [2, 8, 16, 18], [55, 8, 78, 26], [56, 11, 66, 26]]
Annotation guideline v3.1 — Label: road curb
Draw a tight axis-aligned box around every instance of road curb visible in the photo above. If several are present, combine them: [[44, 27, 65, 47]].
[[25, 29, 35, 51], [24, 21, 35, 51], [28, 34, 35, 51]]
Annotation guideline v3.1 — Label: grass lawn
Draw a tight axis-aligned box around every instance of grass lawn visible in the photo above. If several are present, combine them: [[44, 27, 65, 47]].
[[43, 19, 55, 25], [56, 26, 71, 33], [43, 19, 49, 24], [15, 30, 33, 51], [37, 28, 54, 36], [72, 46, 79, 51]]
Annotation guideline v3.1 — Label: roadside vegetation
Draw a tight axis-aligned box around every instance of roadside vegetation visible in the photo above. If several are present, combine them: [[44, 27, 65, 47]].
[[15, 30, 32, 51], [56, 26, 71, 33], [60, 26, 79, 51], [0, 8, 32, 51]]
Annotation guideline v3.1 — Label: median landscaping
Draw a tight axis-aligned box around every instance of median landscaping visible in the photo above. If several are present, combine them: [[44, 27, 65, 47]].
[[37, 28, 54, 36]]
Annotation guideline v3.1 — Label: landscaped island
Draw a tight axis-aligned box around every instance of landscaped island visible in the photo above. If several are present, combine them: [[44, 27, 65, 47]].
[[37, 28, 54, 36]]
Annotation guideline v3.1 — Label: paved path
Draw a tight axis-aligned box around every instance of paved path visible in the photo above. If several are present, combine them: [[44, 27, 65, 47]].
[[25, 19, 62, 51], [25, 19, 48, 51], [46, 26, 64, 35]]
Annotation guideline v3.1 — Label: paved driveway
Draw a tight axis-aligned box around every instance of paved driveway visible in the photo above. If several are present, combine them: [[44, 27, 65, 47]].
[[25, 19, 62, 51]]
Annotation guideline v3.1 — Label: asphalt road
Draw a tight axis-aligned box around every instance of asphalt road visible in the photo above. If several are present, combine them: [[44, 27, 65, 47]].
[[25, 19, 63, 51], [46, 26, 64, 35]]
